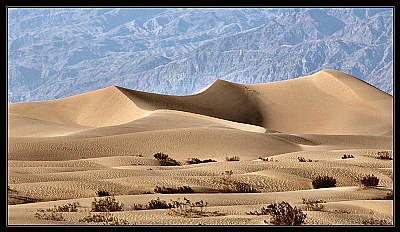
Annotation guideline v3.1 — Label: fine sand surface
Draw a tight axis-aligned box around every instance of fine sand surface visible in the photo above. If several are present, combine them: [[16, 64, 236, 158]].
[[8, 70, 393, 225]]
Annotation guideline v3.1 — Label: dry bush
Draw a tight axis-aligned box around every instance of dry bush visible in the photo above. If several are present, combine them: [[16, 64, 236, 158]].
[[302, 198, 325, 211], [342, 154, 354, 159], [79, 212, 129, 225], [249, 201, 306, 225], [35, 210, 65, 221], [221, 170, 260, 193], [154, 186, 194, 194], [225, 156, 240, 161], [359, 174, 379, 188], [91, 197, 124, 212], [168, 197, 224, 218], [34, 202, 80, 221], [154, 152, 180, 166], [96, 190, 111, 197], [312, 175, 336, 189], [362, 218, 391, 225], [377, 151, 392, 160], [186, 158, 216, 164]]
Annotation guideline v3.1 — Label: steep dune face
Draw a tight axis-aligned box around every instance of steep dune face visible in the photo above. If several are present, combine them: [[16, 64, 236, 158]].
[[242, 70, 393, 134]]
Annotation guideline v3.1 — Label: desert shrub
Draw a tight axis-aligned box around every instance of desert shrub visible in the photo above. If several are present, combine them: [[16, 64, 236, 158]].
[[298, 157, 306, 162], [225, 156, 240, 161], [54, 202, 80, 212], [221, 181, 260, 193], [220, 170, 260, 193], [372, 190, 393, 200], [302, 198, 325, 211], [148, 197, 174, 209], [154, 152, 180, 166], [362, 218, 391, 225], [186, 158, 216, 164], [385, 191, 394, 200], [79, 212, 129, 225], [97, 190, 111, 197], [312, 175, 336, 189], [342, 154, 354, 159], [35, 210, 65, 221], [168, 197, 224, 218], [377, 151, 392, 160], [359, 174, 379, 187], [154, 186, 194, 194], [249, 201, 306, 225], [132, 203, 148, 210], [132, 197, 174, 210], [298, 157, 312, 162], [260, 157, 277, 162], [91, 197, 124, 212]]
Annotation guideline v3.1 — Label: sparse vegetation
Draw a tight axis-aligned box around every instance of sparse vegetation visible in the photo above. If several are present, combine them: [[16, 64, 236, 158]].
[[377, 151, 392, 160], [298, 157, 312, 162], [259, 157, 278, 162], [97, 190, 111, 197], [249, 201, 306, 225], [312, 175, 336, 189], [154, 186, 194, 194], [225, 156, 240, 161], [34, 202, 80, 221], [185, 158, 217, 164], [148, 197, 174, 209], [359, 174, 379, 187], [302, 198, 325, 211], [54, 202, 80, 212], [91, 197, 124, 212], [168, 197, 224, 218], [132, 197, 222, 217], [35, 210, 65, 221], [79, 212, 129, 225], [342, 154, 354, 159], [220, 170, 260, 193], [154, 152, 180, 166], [362, 218, 391, 225]]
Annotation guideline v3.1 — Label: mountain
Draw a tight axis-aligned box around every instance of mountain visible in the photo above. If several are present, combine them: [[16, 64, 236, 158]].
[[7, 8, 393, 103]]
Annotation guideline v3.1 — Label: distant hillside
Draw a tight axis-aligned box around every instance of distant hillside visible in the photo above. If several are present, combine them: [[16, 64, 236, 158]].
[[7, 8, 393, 103]]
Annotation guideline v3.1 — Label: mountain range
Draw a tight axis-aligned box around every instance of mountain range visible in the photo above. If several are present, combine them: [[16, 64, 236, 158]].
[[7, 7, 393, 103]]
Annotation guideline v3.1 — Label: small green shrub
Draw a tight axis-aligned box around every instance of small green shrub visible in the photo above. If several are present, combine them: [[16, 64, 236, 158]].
[[359, 174, 379, 187], [225, 156, 240, 161], [97, 190, 111, 197], [249, 201, 306, 225], [91, 197, 124, 212], [79, 212, 129, 225], [154, 186, 194, 194], [312, 175, 336, 189]]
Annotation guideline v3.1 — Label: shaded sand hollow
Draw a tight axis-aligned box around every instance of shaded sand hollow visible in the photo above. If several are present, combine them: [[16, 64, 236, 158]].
[[8, 69, 393, 225]]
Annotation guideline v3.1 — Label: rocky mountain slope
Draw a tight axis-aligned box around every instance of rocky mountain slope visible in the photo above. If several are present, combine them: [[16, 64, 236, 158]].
[[7, 8, 393, 103]]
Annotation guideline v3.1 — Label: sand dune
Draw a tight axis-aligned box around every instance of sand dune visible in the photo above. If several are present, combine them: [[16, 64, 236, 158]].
[[7, 69, 393, 225]]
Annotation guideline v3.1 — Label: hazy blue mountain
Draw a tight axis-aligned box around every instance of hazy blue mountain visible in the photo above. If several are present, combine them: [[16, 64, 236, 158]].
[[7, 8, 393, 103]]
